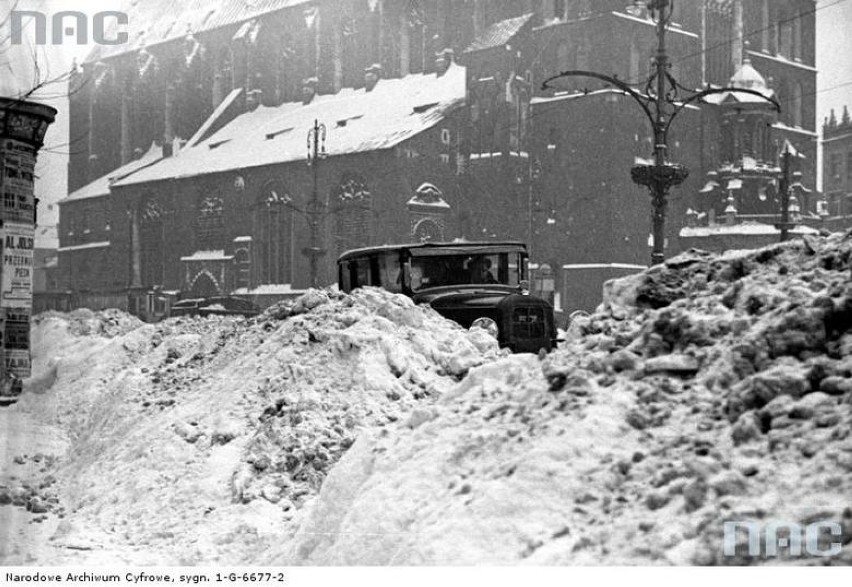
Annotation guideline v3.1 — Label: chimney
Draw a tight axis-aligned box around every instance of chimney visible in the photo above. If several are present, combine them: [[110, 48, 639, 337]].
[[364, 64, 381, 92], [435, 49, 454, 77], [88, 153, 101, 181], [302, 77, 318, 105], [246, 89, 262, 111], [686, 208, 698, 228]]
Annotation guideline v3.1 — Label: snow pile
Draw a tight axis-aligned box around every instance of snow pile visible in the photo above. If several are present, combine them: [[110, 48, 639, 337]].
[[13, 288, 500, 564], [33, 308, 143, 339], [281, 234, 852, 565], [10, 233, 852, 565]]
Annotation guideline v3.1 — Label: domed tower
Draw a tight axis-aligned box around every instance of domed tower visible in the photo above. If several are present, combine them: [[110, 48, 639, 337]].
[[700, 57, 781, 220], [721, 59, 777, 169]]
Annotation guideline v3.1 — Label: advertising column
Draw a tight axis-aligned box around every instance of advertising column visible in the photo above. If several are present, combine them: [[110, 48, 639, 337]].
[[0, 98, 56, 400]]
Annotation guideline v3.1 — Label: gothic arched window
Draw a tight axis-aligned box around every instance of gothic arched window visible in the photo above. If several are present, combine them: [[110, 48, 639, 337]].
[[334, 174, 371, 255], [219, 46, 234, 96], [255, 182, 294, 285], [778, 7, 794, 59], [196, 194, 224, 250], [413, 218, 442, 243], [140, 197, 166, 287], [792, 82, 803, 128]]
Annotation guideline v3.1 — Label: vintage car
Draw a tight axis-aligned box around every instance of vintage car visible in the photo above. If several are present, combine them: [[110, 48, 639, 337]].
[[337, 241, 557, 353]]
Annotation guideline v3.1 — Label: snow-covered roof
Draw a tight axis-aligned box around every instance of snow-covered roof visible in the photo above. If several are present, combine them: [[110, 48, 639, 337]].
[[114, 64, 466, 188], [562, 263, 647, 271], [610, 11, 699, 39], [680, 223, 820, 237], [61, 142, 164, 204], [58, 241, 111, 253], [773, 122, 818, 137], [703, 59, 776, 107], [464, 13, 534, 54], [233, 284, 306, 295], [180, 250, 233, 262], [84, 0, 313, 63], [730, 59, 769, 92]]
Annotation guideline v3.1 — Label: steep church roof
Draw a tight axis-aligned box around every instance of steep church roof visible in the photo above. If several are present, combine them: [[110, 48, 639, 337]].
[[84, 0, 315, 63], [112, 63, 466, 188], [60, 142, 164, 203], [463, 13, 534, 54]]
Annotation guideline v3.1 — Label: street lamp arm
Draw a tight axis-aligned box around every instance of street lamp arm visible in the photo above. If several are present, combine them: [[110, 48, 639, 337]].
[[541, 70, 656, 128], [666, 86, 781, 134]]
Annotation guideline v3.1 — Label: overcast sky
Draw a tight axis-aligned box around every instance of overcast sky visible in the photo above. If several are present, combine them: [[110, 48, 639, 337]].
[[817, 0, 852, 126]]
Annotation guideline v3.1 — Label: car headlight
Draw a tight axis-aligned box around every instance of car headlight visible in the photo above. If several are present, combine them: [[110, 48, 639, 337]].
[[471, 317, 498, 339]]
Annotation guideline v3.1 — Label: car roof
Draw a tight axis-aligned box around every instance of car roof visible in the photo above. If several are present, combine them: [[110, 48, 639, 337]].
[[337, 241, 527, 263]]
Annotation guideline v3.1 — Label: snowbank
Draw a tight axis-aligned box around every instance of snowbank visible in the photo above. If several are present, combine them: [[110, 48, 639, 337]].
[[15, 289, 501, 564], [11, 232, 852, 564], [281, 233, 852, 565]]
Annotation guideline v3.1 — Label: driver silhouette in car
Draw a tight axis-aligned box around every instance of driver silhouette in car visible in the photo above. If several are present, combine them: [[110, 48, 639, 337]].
[[469, 256, 497, 284]]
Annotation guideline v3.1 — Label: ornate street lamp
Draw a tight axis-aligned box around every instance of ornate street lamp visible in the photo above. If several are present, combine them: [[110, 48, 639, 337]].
[[305, 119, 327, 288], [542, 0, 779, 265]]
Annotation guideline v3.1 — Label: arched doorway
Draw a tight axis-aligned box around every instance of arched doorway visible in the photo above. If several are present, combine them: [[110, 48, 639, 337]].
[[189, 271, 218, 298]]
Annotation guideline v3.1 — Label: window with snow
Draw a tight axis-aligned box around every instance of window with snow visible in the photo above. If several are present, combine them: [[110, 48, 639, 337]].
[[140, 197, 166, 287], [334, 174, 371, 255], [791, 82, 803, 128], [195, 194, 225, 250], [830, 154, 842, 181], [256, 182, 294, 285], [218, 47, 234, 97]]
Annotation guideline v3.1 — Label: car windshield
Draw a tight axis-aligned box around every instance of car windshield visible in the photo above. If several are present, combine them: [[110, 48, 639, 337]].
[[409, 253, 520, 291]]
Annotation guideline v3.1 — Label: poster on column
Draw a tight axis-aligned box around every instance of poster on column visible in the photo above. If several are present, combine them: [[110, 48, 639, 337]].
[[4, 307, 30, 378], [1, 222, 35, 308], [0, 139, 37, 223]]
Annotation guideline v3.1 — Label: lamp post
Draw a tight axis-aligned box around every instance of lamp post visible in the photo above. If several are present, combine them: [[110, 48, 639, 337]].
[[774, 145, 798, 242], [542, 0, 779, 265], [305, 119, 327, 288]]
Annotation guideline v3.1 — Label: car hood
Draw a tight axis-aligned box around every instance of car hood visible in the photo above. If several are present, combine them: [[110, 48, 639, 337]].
[[412, 285, 520, 308]]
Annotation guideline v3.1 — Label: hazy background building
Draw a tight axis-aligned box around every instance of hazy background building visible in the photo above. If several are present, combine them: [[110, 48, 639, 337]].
[[50, 0, 827, 315]]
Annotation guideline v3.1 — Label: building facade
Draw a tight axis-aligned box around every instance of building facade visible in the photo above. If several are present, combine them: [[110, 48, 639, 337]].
[[59, 0, 819, 315], [823, 106, 852, 224]]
